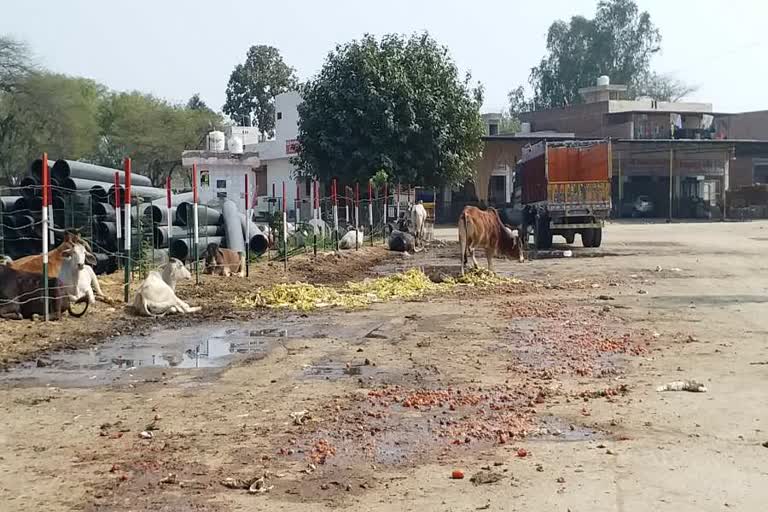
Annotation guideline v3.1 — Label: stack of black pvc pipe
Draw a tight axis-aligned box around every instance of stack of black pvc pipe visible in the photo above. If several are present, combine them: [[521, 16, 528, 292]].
[[0, 159, 160, 273]]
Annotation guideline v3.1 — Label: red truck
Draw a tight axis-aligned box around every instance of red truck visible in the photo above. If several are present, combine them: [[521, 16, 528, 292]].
[[514, 140, 612, 249]]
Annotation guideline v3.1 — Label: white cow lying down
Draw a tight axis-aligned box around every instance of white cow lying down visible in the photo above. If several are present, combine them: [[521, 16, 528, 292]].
[[58, 243, 111, 310], [132, 258, 201, 316]]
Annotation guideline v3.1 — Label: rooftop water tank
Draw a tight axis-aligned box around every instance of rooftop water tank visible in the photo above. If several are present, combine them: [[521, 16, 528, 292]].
[[228, 136, 244, 154], [597, 75, 610, 86], [519, 122, 531, 134], [207, 130, 225, 152]]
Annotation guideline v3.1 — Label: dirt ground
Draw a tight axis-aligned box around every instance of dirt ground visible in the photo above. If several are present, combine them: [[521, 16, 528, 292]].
[[0, 246, 393, 369], [1, 221, 768, 512]]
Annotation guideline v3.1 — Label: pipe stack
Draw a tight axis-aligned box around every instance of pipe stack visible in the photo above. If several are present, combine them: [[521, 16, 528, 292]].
[[1, 158, 271, 267], [0, 158, 158, 272]]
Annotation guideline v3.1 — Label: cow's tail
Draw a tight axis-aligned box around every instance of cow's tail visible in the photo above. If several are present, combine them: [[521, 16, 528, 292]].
[[67, 296, 90, 318], [458, 209, 468, 276]]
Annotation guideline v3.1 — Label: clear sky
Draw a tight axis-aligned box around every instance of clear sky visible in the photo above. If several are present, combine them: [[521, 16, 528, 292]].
[[1, 0, 764, 114]]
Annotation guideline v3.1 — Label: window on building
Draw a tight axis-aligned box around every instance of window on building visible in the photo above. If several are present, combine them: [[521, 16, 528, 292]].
[[305, 179, 311, 196], [217, 191, 227, 199], [277, 112, 282, 120], [755, 165, 768, 184], [488, 123, 499, 136], [216, 179, 227, 189]]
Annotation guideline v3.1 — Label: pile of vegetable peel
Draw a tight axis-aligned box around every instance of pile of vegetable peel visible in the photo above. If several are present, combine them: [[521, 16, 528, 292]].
[[234, 268, 520, 311]]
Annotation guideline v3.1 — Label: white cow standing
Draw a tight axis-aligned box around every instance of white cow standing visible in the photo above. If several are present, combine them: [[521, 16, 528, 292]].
[[132, 258, 201, 316], [58, 244, 110, 310], [409, 202, 428, 247]]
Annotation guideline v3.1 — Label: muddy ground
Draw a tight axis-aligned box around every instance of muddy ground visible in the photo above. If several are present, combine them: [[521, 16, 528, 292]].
[[1, 221, 768, 511], [0, 246, 393, 369]]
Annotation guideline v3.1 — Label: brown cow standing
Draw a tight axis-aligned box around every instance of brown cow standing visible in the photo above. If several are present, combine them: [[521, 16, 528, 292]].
[[10, 232, 95, 278], [458, 206, 524, 275], [202, 243, 245, 277]]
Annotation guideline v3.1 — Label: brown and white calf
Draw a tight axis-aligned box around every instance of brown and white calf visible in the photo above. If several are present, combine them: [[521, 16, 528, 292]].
[[202, 243, 245, 277], [458, 206, 524, 275]]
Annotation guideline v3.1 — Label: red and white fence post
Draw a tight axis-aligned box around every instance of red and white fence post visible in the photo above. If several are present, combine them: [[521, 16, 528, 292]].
[[282, 181, 288, 270], [114, 172, 122, 269], [41, 153, 50, 321], [123, 158, 132, 303], [192, 163, 199, 285], [368, 180, 374, 246], [166, 176, 172, 261]]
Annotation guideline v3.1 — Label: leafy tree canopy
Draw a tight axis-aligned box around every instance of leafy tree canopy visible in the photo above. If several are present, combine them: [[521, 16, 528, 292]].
[[294, 32, 484, 188], [96, 92, 221, 186], [0, 72, 105, 180], [0, 33, 223, 186], [507, 0, 696, 120], [223, 45, 297, 137]]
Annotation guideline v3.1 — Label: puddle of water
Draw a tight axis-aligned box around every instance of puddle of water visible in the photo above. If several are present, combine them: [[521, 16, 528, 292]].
[[1, 315, 383, 388]]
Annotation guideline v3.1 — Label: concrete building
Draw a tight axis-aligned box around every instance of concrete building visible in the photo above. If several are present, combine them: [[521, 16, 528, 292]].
[[181, 138, 261, 213], [181, 92, 307, 218], [245, 91, 307, 218]]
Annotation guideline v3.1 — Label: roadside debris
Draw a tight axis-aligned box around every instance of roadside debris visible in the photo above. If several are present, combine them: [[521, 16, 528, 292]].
[[220, 474, 274, 494], [656, 380, 707, 392], [234, 268, 526, 311], [138, 431, 153, 439], [470, 470, 505, 485], [309, 439, 336, 464], [248, 476, 273, 494], [451, 470, 465, 479], [290, 410, 310, 426], [159, 473, 177, 485]]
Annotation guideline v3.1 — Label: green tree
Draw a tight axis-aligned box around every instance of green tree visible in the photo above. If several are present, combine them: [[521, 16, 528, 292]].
[[0, 72, 104, 181], [294, 32, 484, 188], [526, 0, 662, 108], [223, 45, 297, 137], [186, 93, 211, 112], [97, 92, 221, 186], [0, 36, 31, 93]]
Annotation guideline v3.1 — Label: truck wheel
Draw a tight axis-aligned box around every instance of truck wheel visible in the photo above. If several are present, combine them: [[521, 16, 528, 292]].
[[535, 215, 553, 249], [581, 229, 594, 247], [591, 228, 602, 248], [563, 233, 575, 244]]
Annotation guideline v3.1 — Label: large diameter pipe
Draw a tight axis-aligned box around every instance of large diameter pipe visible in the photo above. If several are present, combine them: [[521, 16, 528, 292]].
[[92, 202, 115, 217], [92, 253, 118, 275], [170, 236, 224, 262], [108, 184, 166, 206], [153, 225, 223, 249], [239, 212, 269, 255], [13, 197, 27, 211], [0, 196, 22, 212], [151, 191, 194, 207], [52, 159, 152, 187], [61, 177, 110, 202], [146, 205, 179, 225], [221, 200, 245, 254], [20, 176, 38, 199], [177, 201, 223, 226], [30, 158, 54, 181], [13, 214, 36, 236]]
